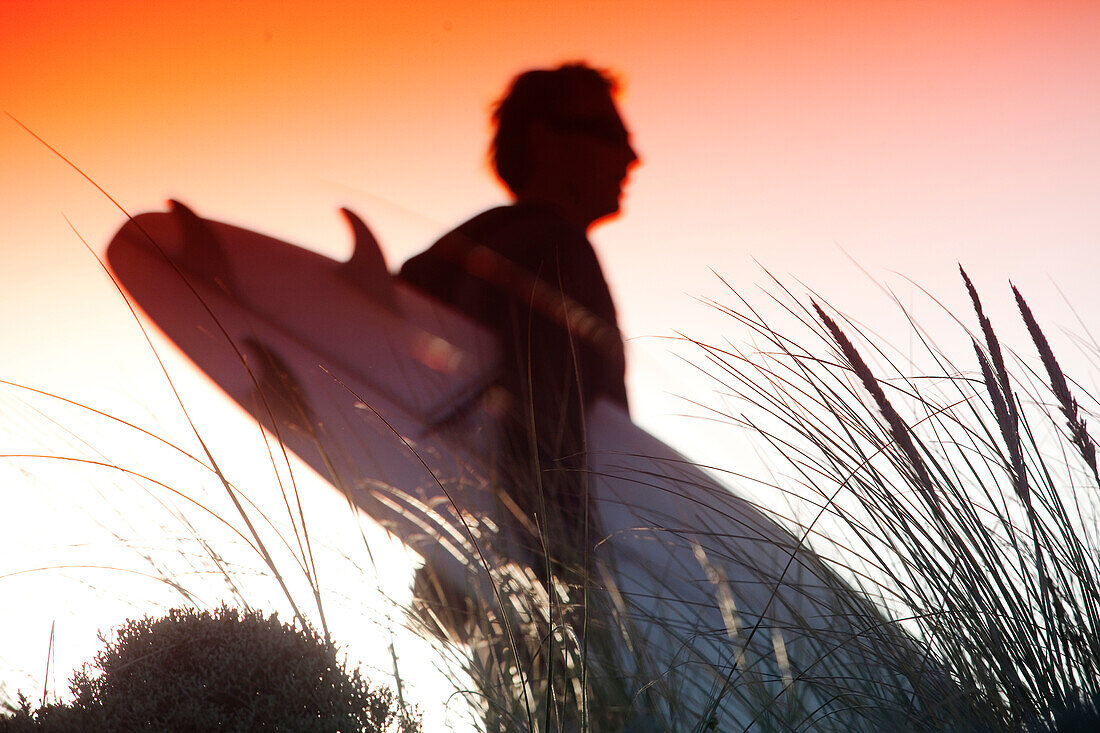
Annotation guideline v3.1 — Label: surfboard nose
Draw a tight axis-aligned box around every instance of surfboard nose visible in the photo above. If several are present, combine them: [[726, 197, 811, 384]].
[[168, 199, 237, 296], [103, 200, 237, 299]]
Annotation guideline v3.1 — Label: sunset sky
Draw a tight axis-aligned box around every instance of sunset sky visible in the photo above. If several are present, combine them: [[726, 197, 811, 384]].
[[3, 0, 1099, 723]]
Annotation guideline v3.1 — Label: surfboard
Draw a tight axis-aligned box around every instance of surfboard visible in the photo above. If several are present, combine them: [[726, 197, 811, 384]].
[[106, 201, 949, 729]]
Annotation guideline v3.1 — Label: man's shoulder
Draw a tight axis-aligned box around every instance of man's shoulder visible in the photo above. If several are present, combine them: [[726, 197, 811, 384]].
[[397, 206, 506, 291], [456, 203, 581, 246], [400, 204, 584, 278]]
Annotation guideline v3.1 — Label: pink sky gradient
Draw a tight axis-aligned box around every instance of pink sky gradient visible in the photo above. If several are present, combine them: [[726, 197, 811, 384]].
[[5, 2, 1098, 407], [2, 0, 1099, 720]]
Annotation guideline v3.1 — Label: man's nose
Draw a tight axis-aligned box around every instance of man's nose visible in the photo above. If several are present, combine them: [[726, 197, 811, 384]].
[[625, 140, 640, 167]]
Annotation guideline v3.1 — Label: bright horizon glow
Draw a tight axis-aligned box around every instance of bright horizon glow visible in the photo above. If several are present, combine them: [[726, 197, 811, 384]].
[[3, 2, 1100, 727]]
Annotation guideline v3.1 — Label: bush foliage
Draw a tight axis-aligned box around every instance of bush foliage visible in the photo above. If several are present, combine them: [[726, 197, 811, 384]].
[[0, 604, 420, 732]]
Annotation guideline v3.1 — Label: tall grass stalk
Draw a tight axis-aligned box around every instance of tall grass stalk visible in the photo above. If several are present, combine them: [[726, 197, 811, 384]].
[[2, 126, 442, 725], [0, 309, 438, 725], [13, 122, 1099, 730], [685, 269, 1100, 731]]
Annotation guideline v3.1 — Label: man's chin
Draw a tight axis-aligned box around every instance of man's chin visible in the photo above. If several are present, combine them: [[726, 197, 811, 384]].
[[592, 204, 624, 227]]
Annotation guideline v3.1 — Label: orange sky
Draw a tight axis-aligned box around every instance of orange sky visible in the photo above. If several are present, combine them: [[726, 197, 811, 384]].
[[3, 0, 1100, 719], [6, 1, 1098, 340], [3, 0, 1098, 449]]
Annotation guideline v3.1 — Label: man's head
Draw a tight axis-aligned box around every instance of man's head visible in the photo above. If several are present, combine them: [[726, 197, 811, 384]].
[[491, 63, 639, 230]]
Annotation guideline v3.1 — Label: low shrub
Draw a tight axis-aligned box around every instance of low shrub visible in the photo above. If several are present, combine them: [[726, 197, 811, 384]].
[[0, 604, 419, 732]]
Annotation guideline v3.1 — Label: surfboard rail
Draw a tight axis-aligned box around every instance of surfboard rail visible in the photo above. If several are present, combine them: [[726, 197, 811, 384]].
[[105, 202, 960, 730]]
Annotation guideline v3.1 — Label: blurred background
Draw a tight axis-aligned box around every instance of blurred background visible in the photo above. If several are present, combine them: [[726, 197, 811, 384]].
[[2, 1, 1099, 727]]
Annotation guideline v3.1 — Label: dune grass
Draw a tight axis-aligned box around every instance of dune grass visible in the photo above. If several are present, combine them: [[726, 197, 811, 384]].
[[6, 235, 1100, 731], [5, 123, 1099, 729], [679, 268, 1100, 731], [6, 260, 1100, 731]]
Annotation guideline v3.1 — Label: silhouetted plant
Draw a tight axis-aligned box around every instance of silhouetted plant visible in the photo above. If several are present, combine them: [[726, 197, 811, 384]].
[[0, 604, 420, 732], [684, 269, 1100, 732]]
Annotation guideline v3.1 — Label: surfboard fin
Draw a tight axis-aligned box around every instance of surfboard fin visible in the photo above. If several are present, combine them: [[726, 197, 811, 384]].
[[338, 207, 400, 313], [168, 199, 236, 296]]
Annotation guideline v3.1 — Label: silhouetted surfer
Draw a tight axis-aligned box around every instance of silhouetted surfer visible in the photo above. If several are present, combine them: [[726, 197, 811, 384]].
[[399, 63, 638, 582]]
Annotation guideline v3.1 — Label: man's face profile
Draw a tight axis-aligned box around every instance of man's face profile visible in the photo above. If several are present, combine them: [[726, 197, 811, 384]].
[[527, 82, 639, 228]]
